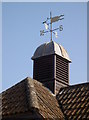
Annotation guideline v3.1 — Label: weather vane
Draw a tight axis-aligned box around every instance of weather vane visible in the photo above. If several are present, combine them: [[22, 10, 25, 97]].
[[40, 12, 64, 41]]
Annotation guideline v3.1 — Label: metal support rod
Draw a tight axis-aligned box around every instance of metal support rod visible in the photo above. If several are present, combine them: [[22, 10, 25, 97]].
[[50, 11, 52, 41]]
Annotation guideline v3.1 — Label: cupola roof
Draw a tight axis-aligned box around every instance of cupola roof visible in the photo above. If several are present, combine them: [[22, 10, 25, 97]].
[[32, 41, 71, 62]]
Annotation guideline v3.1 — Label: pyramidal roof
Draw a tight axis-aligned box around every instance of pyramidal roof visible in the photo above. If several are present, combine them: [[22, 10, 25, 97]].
[[32, 41, 71, 62], [1, 77, 64, 119]]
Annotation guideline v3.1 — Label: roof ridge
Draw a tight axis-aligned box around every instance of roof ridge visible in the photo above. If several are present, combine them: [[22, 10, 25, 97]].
[[60, 82, 89, 90], [25, 77, 39, 110]]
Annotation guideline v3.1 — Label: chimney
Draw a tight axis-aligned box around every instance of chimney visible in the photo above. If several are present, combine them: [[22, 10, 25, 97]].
[[32, 41, 71, 95]]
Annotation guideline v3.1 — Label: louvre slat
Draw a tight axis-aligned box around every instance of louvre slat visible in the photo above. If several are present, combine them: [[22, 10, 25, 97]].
[[56, 69, 68, 74], [56, 75, 68, 81]]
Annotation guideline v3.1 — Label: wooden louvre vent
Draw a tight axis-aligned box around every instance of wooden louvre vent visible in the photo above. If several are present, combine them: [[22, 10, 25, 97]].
[[56, 55, 69, 94], [33, 55, 54, 81], [32, 41, 71, 95], [33, 55, 55, 93]]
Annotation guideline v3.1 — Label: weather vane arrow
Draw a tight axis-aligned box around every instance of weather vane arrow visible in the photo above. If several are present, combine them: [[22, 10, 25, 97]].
[[40, 12, 64, 41]]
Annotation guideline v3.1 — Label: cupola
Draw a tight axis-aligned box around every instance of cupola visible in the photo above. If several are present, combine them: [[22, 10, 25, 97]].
[[32, 41, 71, 95]]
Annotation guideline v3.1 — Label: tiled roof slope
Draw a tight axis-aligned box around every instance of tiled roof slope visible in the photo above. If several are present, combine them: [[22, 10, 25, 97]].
[[34, 80, 64, 119], [56, 82, 89, 120], [0, 77, 64, 120]]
